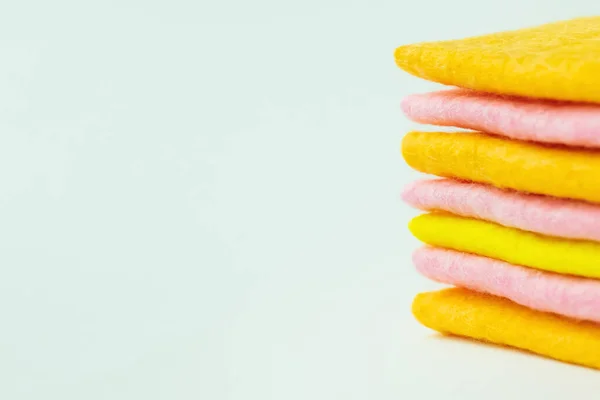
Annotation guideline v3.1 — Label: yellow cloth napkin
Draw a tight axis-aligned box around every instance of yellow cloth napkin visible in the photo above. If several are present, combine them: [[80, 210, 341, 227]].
[[413, 287, 600, 370], [395, 17, 600, 103], [409, 213, 600, 279], [402, 131, 600, 204]]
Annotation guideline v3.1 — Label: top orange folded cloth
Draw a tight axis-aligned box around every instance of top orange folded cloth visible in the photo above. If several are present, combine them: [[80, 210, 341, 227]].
[[394, 17, 600, 103]]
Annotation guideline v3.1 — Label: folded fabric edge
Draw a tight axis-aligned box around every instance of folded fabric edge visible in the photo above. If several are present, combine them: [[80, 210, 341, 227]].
[[393, 17, 600, 103], [400, 130, 600, 204], [413, 246, 600, 323], [401, 178, 600, 242], [412, 287, 600, 370], [408, 212, 600, 279], [400, 89, 600, 148]]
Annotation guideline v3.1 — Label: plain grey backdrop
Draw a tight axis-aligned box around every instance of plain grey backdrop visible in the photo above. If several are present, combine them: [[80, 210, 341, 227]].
[[2, 0, 600, 398]]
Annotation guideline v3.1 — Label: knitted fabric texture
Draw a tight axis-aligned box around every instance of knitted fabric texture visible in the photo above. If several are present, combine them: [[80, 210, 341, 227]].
[[402, 179, 600, 242], [394, 17, 600, 103], [414, 247, 600, 324], [409, 213, 600, 279], [402, 131, 600, 204], [402, 89, 600, 148], [412, 288, 600, 370]]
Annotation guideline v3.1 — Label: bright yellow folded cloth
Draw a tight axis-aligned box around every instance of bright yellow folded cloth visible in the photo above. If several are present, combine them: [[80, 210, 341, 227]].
[[402, 131, 600, 204], [409, 213, 600, 279], [413, 288, 600, 370], [394, 17, 600, 103]]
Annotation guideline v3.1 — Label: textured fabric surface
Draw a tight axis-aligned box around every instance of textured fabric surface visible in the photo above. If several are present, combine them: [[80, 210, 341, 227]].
[[409, 213, 600, 279], [402, 131, 600, 204], [402, 89, 600, 148], [412, 288, 600, 370], [402, 179, 600, 242], [394, 17, 600, 103], [414, 247, 600, 323]]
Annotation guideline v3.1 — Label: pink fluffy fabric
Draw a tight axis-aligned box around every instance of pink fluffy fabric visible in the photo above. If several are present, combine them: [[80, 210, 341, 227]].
[[402, 179, 600, 242], [402, 89, 600, 148], [414, 247, 600, 323]]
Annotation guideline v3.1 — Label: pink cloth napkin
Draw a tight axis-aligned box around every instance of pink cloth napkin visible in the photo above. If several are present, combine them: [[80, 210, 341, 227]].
[[414, 247, 600, 324], [402, 89, 600, 148], [402, 179, 600, 242]]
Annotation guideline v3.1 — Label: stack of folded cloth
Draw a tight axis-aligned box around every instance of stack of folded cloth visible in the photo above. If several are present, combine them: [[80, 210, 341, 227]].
[[395, 16, 600, 369]]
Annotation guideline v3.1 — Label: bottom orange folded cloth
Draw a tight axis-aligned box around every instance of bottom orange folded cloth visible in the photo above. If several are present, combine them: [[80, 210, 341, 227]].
[[413, 288, 600, 370]]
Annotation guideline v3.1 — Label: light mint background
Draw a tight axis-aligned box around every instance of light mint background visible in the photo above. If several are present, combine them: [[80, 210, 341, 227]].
[[2, 1, 599, 398]]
